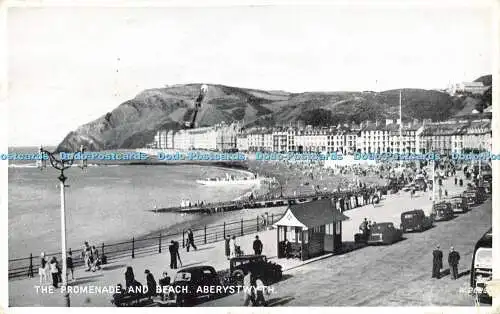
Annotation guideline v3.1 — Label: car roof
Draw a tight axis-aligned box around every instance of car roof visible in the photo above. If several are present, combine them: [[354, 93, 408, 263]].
[[177, 265, 215, 273], [231, 255, 266, 260], [401, 209, 424, 215]]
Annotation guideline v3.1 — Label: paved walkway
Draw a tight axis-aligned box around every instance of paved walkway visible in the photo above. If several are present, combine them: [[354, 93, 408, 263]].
[[8, 175, 468, 306]]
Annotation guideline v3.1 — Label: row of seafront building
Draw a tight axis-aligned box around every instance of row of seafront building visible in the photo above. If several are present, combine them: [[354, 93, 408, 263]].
[[147, 117, 491, 155]]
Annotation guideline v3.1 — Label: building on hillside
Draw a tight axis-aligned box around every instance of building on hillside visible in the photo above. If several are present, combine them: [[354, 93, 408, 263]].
[[451, 82, 487, 95], [419, 121, 469, 154], [295, 127, 328, 152], [172, 129, 191, 150], [166, 130, 174, 149], [463, 119, 492, 152], [216, 121, 242, 151], [246, 127, 271, 152], [357, 120, 422, 154], [236, 134, 248, 152], [272, 129, 289, 152], [189, 126, 218, 150]]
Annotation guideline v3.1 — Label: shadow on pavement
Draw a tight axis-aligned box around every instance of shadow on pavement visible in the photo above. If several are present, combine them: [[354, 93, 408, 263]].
[[69, 277, 102, 286], [458, 270, 471, 278], [339, 241, 366, 255], [280, 274, 293, 283], [440, 269, 450, 277], [101, 264, 126, 271], [266, 296, 295, 306], [185, 246, 215, 253]]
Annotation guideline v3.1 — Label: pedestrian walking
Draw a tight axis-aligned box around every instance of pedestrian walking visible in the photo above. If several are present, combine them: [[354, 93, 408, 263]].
[[254, 275, 269, 306], [225, 235, 231, 259], [82, 242, 92, 271], [253, 235, 263, 255], [91, 245, 101, 271], [49, 256, 60, 288], [144, 269, 157, 299], [38, 252, 49, 285], [432, 245, 443, 279], [186, 229, 197, 252], [448, 247, 460, 280], [169, 241, 178, 269], [174, 240, 183, 267], [230, 236, 237, 258], [158, 271, 171, 301], [243, 270, 255, 306], [67, 251, 75, 281]]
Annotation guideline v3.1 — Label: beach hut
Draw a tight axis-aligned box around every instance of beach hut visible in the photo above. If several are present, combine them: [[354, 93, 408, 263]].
[[273, 199, 349, 261]]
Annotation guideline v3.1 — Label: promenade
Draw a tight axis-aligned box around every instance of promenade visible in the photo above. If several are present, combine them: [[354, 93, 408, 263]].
[[9, 175, 474, 307]]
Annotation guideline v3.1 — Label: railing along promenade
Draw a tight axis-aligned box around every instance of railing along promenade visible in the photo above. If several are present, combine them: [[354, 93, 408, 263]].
[[9, 186, 386, 280]]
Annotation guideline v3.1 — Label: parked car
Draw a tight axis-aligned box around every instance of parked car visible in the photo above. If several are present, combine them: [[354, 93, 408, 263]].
[[229, 255, 282, 286], [463, 191, 478, 207], [167, 266, 226, 306], [366, 222, 403, 245], [448, 196, 469, 213], [400, 209, 433, 232], [474, 186, 488, 202], [432, 201, 455, 221]]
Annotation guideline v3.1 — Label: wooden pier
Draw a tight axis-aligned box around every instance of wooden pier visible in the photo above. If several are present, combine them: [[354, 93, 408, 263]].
[[151, 186, 388, 214]]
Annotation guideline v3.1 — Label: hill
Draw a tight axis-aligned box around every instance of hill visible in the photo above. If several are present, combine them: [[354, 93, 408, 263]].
[[56, 83, 478, 152]]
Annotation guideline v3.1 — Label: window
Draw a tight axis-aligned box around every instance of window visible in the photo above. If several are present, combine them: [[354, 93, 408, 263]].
[[326, 223, 334, 235], [336, 222, 341, 235]]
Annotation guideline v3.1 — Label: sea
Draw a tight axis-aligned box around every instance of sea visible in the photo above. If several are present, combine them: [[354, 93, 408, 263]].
[[8, 146, 261, 259]]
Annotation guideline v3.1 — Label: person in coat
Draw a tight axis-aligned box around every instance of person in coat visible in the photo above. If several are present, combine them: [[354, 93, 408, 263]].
[[169, 241, 177, 269], [144, 269, 157, 299], [253, 236, 263, 255], [432, 245, 443, 279], [225, 235, 231, 259], [49, 257, 60, 288], [230, 236, 237, 257], [448, 246, 461, 280], [186, 229, 197, 252], [125, 266, 135, 290]]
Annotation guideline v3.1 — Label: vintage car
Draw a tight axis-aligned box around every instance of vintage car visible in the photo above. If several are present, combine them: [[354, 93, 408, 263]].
[[448, 196, 469, 213], [462, 190, 478, 207], [366, 222, 403, 245], [474, 186, 488, 202], [166, 266, 226, 306], [431, 201, 455, 221], [400, 209, 433, 233], [229, 255, 282, 286]]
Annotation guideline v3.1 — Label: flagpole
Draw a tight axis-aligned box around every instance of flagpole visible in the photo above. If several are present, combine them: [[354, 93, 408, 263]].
[[399, 90, 403, 168]]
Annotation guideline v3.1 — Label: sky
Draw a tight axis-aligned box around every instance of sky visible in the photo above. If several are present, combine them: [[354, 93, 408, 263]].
[[7, 2, 494, 146]]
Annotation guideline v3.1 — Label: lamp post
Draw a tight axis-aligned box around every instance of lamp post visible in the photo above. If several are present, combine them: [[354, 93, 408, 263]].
[[39, 145, 87, 307]]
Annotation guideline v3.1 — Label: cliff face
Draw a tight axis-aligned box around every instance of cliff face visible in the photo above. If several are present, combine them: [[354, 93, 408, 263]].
[[56, 80, 490, 152]]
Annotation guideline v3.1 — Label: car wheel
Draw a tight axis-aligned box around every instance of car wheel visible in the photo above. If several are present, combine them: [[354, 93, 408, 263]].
[[232, 270, 245, 286]]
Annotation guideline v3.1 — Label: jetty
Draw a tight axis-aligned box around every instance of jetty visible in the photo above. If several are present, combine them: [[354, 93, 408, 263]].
[[151, 186, 388, 214]]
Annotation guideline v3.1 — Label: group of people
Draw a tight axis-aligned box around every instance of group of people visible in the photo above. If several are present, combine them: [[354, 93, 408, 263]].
[[224, 235, 264, 259], [113, 266, 173, 304], [359, 218, 378, 238], [82, 241, 102, 272], [38, 250, 77, 288], [432, 245, 461, 280], [38, 252, 63, 288]]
